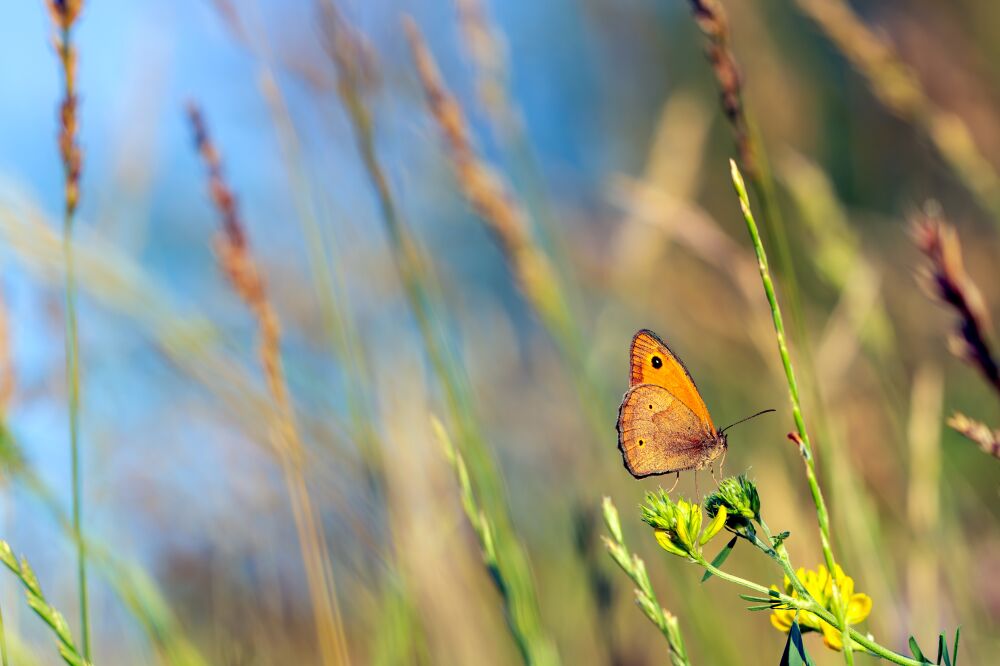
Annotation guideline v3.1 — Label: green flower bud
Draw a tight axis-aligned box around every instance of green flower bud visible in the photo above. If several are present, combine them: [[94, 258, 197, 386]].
[[706, 474, 761, 523], [640, 489, 678, 531]]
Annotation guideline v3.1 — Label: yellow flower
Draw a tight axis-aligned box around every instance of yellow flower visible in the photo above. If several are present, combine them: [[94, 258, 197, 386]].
[[769, 564, 872, 651]]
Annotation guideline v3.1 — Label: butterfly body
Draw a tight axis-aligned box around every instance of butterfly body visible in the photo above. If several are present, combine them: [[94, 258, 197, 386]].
[[616, 329, 726, 478]]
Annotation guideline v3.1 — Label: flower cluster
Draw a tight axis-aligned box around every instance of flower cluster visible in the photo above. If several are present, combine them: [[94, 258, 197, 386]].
[[770, 564, 872, 651], [641, 490, 727, 558], [705, 474, 760, 525]]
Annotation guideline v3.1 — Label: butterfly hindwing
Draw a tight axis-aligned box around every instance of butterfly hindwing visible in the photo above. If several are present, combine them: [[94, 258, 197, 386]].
[[628, 329, 715, 430], [616, 384, 720, 477]]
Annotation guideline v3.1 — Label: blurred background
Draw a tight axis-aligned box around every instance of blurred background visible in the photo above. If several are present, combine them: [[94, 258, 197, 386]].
[[0, 0, 997, 664]]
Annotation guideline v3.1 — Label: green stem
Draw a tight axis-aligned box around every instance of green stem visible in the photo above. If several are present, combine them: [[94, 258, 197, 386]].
[[730, 160, 852, 663], [696, 555, 919, 666], [57, 18, 89, 659], [0, 600, 8, 666], [753, 520, 812, 600], [64, 212, 89, 661]]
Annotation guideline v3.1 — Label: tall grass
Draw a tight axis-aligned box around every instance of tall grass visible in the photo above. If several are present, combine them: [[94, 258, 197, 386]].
[[44, 1, 90, 659], [187, 104, 350, 665], [319, 6, 558, 664]]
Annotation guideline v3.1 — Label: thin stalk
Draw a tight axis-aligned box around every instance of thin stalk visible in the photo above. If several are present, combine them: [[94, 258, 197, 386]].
[[0, 600, 8, 666], [730, 160, 853, 663], [601, 498, 691, 666], [320, 6, 555, 662], [696, 556, 920, 666], [63, 209, 88, 663], [50, 9, 90, 658]]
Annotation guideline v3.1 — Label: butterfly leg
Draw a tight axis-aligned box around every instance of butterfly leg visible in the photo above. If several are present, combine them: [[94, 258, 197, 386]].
[[694, 471, 699, 498], [666, 471, 680, 494], [718, 449, 728, 481]]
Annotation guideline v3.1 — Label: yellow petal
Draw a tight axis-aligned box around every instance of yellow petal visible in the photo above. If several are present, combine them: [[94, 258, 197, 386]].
[[770, 610, 793, 632], [846, 593, 872, 624], [700, 506, 727, 545], [798, 610, 823, 631], [654, 530, 688, 557], [674, 512, 691, 546], [689, 504, 703, 539], [821, 621, 844, 651]]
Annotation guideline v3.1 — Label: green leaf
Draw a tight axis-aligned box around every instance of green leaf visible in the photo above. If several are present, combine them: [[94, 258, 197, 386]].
[[952, 627, 960, 666], [746, 604, 777, 611], [701, 536, 737, 582], [937, 633, 949, 666], [909, 636, 931, 663], [779, 619, 816, 666], [771, 531, 791, 548]]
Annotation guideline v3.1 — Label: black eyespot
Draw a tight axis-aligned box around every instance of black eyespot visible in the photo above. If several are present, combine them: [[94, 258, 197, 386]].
[[648, 404, 653, 410], [638, 439, 645, 446], [651, 355, 663, 369]]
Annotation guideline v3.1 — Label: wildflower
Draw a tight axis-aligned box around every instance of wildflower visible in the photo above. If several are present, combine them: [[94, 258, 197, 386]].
[[770, 564, 872, 651], [641, 490, 727, 558], [705, 474, 760, 525]]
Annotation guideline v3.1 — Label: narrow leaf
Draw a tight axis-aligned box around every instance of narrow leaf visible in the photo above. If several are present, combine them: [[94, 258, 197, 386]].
[[779, 619, 816, 666], [701, 536, 737, 582], [937, 633, 949, 666], [952, 627, 960, 666], [909, 636, 929, 663], [740, 594, 777, 603]]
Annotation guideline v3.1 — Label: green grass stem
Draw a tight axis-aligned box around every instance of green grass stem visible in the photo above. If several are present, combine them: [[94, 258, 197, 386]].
[[600, 498, 691, 666], [729, 159, 854, 664]]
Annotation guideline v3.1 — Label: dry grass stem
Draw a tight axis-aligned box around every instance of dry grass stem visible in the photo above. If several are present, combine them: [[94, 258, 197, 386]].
[[187, 104, 351, 666], [453, 0, 510, 128], [795, 0, 1000, 224], [687, 0, 755, 175], [912, 207, 999, 396], [404, 18, 570, 343], [946, 412, 1000, 460]]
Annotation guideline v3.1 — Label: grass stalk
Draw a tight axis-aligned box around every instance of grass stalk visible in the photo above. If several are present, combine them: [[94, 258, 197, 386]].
[[188, 105, 350, 666], [433, 418, 555, 665], [320, 5, 556, 663], [0, 600, 8, 666], [0, 430, 207, 666], [44, 2, 90, 658], [685, 1, 803, 326], [600, 498, 691, 666], [403, 18, 606, 441], [0, 541, 90, 666], [793, 0, 1000, 227], [729, 160, 854, 664]]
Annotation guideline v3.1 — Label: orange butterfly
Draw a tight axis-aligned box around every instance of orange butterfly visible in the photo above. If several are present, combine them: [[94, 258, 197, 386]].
[[616, 329, 772, 480]]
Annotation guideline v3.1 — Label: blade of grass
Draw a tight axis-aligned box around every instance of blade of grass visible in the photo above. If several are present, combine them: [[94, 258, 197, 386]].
[[0, 541, 89, 666], [793, 0, 1000, 227], [599, 497, 691, 666], [188, 104, 350, 666], [320, 5, 557, 664], [730, 159, 853, 664]]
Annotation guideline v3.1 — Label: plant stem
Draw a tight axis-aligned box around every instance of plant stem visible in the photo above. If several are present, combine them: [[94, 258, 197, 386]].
[[64, 207, 88, 662], [696, 555, 920, 666], [730, 160, 852, 663], [0, 600, 9, 666], [54, 16, 90, 660]]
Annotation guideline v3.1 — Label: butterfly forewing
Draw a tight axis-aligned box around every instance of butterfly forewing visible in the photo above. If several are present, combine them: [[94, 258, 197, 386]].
[[629, 329, 714, 430], [617, 384, 719, 477]]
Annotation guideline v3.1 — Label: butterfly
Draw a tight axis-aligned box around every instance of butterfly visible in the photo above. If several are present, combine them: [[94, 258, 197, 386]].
[[616, 329, 772, 480]]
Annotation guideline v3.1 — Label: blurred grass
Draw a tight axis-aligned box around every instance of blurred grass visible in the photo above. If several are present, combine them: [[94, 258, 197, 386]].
[[0, 0, 995, 663]]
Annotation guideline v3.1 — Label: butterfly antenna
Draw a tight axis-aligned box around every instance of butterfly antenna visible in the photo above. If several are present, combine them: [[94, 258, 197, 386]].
[[720, 409, 776, 434]]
